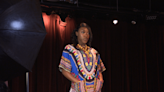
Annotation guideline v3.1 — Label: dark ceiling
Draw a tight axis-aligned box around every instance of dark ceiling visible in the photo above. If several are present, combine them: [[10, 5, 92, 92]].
[[40, 0, 164, 23], [80, 0, 164, 12], [41, 0, 164, 12]]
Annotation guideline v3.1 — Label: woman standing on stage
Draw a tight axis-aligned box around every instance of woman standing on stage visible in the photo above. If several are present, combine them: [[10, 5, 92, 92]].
[[59, 23, 106, 92]]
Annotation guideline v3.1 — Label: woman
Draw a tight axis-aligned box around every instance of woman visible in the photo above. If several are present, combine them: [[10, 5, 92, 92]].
[[59, 23, 106, 92]]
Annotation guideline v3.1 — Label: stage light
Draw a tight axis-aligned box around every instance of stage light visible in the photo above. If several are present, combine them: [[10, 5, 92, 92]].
[[131, 20, 136, 24], [113, 19, 118, 25]]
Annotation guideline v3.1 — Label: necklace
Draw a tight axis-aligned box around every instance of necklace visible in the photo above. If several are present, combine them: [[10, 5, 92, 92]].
[[77, 44, 90, 56]]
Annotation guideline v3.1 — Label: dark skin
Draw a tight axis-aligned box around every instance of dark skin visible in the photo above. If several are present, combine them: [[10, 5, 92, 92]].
[[76, 27, 90, 47], [62, 27, 104, 83]]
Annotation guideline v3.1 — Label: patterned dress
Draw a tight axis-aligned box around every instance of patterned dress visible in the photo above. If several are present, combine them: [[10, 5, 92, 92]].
[[59, 44, 106, 92]]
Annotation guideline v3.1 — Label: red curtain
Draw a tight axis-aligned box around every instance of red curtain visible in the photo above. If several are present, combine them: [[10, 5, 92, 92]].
[[8, 13, 164, 92]]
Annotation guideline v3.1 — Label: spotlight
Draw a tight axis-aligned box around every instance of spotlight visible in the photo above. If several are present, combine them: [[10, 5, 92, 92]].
[[131, 20, 136, 24], [113, 19, 118, 25]]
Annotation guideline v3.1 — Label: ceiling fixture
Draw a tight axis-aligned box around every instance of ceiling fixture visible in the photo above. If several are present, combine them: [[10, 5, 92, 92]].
[[131, 20, 136, 24], [113, 20, 118, 25], [112, 0, 119, 25]]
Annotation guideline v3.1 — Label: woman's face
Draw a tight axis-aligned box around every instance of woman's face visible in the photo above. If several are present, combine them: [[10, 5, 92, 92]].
[[76, 27, 90, 46]]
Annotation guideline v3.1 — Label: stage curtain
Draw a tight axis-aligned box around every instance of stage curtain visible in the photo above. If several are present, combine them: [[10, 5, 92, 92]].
[[8, 13, 164, 92]]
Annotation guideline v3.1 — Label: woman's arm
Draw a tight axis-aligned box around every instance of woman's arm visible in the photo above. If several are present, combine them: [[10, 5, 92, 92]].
[[98, 64, 104, 83], [99, 71, 104, 83], [62, 69, 79, 83]]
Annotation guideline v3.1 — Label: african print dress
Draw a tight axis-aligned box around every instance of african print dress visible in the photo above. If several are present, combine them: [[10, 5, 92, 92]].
[[59, 44, 106, 92]]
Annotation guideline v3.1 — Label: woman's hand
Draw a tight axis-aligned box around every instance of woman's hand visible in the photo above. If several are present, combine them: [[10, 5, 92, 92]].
[[99, 71, 104, 83], [100, 78, 104, 83], [61, 69, 79, 83]]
